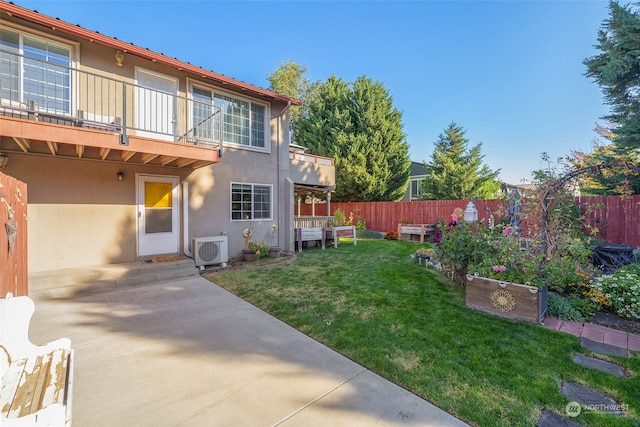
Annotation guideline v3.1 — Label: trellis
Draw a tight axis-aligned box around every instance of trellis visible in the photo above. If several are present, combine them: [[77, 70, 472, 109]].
[[540, 163, 640, 259]]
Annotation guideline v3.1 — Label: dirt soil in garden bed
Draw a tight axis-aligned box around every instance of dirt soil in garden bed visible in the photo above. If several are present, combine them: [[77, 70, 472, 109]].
[[589, 311, 640, 335]]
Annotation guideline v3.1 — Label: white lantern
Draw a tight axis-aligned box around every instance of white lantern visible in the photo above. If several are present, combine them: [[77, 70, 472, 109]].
[[463, 201, 478, 223]]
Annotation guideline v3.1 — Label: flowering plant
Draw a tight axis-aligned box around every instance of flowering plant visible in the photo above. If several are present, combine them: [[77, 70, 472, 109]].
[[246, 240, 269, 257], [466, 225, 544, 287], [383, 231, 398, 240], [434, 214, 480, 284], [589, 263, 640, 320]]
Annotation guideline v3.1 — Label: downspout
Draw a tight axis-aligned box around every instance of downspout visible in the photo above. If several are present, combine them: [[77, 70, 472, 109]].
[[182, 181, 191, 257]]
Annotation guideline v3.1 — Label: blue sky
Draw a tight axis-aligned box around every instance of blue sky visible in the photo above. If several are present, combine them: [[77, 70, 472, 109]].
[[15, 0, 611, 184]]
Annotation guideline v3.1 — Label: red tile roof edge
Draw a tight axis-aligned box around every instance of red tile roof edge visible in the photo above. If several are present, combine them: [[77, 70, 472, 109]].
[[0, 1, 302, 106]]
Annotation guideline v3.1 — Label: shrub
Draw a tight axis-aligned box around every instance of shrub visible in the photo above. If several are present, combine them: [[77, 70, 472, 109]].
[[435, 216, 479, 285], [547, 292, 587, 322], [383, 231, 398, 240], [542, 236, 595, 293], [355, 217, 367, 232], [331, 209, 348, 226], [568, 293, 602, 318], [589, 263, 640, 320], [416, 247, 435, 258], [246, 240, 269, 258]]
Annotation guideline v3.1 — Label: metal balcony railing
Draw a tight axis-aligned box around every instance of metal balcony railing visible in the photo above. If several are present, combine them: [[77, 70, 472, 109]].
[[0, 50, 222, 148]]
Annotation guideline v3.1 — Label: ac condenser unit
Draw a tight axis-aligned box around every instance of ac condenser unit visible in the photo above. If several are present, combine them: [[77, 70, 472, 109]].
[[192, 236, 228, 267]]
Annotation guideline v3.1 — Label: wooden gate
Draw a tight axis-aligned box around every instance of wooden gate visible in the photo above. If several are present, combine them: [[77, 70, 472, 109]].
[[1, 172, 28, 297]]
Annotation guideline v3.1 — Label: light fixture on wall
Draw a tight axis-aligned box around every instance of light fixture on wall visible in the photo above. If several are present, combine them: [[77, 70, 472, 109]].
[[114, 50, 124, 68], [0, 152, 8, 169], [116, 171, 124, 181]]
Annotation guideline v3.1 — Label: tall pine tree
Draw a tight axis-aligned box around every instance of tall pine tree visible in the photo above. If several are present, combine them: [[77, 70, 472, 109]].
[[296, 75, 410, 202], [584, 1, 640, 151], [422, 122, 500, 200], [580, 1, 640, 194]]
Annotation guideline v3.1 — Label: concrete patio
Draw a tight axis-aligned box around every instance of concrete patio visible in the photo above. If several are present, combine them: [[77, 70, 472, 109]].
[[28, 275, 469, 426]]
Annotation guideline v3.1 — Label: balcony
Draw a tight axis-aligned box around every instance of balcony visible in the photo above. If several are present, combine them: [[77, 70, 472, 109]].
[[289, 149, 335, 194], [0, 51, 222, 168]]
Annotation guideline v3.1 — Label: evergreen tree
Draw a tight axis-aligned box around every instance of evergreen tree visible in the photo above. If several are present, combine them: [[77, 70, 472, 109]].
[[584, 1, 640, 151], [422, 122, 500, 200], [581, 1, 640, 194], [296, 75, 411, 202]]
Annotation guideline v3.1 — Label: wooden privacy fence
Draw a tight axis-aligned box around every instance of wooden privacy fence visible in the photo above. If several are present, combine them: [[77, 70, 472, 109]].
[[580, 195, 640, 248], [297, 196, 640, 248], [0, 172, 28, 297], [298, 200, 506, 233]]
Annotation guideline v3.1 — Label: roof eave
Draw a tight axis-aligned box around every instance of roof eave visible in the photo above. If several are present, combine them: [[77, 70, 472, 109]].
[[0, 2, 302, 106]]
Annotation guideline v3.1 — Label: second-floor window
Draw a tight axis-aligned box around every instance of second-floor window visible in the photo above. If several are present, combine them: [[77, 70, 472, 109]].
[[192, 86, 267, 149], [410, 177, 424, 200], [0, 28, 71, 114], [231, 183, 272, 220]]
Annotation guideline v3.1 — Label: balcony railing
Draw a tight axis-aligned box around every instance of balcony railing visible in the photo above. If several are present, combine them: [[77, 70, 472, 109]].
[[289, 150, 334, 166], [293, 216, 334, 228], [0, 50, 221, 148]]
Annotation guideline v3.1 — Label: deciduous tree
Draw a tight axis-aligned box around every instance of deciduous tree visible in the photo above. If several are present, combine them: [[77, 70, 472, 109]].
[[267, 60, 318, 140]]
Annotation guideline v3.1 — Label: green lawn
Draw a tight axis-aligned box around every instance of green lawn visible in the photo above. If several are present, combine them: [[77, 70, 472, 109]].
[[205, 238, 640, 427]]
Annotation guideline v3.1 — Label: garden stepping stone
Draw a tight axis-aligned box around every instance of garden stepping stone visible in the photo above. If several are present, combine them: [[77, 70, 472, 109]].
[[537, 409, 584, 427], [561, 382, 624, 416], [580, 337, 629, 358], [572, 354, 628, 378]]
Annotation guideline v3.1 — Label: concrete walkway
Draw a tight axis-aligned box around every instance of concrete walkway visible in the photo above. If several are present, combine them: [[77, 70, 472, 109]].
[[543, 316, 640, 352], [28, 276, 469, 427]]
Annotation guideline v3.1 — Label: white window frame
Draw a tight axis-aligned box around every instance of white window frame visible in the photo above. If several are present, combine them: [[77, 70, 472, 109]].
[[188, 80, 270, 151], [230, 182, 273, 221], [410, 175, 426, 200], [0, 24, 76, 114]]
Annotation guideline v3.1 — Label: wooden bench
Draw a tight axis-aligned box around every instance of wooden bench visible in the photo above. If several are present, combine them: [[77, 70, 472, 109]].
[[397, 224, 435, 243], [0, 295, 74, 427]]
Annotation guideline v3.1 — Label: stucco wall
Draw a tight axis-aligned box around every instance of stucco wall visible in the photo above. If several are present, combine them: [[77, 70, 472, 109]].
[[186, 104, 291, 257], [5, 154, 190, 272], [1, 13, 301, 268]]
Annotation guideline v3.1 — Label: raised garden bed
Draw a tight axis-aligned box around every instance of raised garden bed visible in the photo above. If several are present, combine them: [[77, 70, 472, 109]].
[[466, 275, 547, 323], [397, 223, 434, 243]]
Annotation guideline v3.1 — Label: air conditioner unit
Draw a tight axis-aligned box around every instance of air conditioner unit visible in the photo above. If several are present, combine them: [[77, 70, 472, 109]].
[[192, 236, 228, 267]]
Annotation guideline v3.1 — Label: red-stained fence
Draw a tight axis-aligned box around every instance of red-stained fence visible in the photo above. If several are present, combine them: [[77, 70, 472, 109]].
[[298, 196, 640, 248], [580, 195, 640, 247], [0, 172, 28, 297]]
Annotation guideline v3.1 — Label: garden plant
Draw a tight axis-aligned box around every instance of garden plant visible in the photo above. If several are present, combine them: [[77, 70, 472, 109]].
[[206, 238, 639, 427]]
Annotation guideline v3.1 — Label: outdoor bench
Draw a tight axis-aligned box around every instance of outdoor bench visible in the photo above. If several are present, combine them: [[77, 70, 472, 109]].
[[0, 294, 74, 426]]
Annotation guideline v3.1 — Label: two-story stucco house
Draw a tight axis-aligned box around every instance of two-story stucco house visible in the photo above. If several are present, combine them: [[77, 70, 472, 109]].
[[0, 2, 335, 276]]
